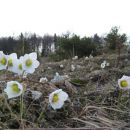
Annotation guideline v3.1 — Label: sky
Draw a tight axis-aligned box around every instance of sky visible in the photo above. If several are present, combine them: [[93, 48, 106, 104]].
[[0, 0, 130, 37]]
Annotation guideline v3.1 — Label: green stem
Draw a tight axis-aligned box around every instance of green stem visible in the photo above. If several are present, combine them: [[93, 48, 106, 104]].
[[129, 90, 130, 105], [20, 92, 24, 129]]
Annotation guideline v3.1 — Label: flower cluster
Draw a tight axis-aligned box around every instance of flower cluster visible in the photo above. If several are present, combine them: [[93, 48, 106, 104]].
[[100, 60, 110, 69], [0, 51, 40, 75], [2, 51, 68, 110]]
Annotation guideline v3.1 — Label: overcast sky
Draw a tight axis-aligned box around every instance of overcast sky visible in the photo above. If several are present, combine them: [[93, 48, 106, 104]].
[[0, 0, 130, 37]]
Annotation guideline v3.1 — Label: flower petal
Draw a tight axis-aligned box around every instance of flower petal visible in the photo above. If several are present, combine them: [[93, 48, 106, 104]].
[[25, 67, 35, 74], [9, 53, 17, 59], [33, 60, 40, 68], [51, 100, 64, 110], [29, 52, 37, 60], [58, 91, 68, 102]]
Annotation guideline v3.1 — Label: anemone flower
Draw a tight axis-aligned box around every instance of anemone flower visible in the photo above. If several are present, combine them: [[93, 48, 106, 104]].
[[118, 75, 130, 90], [4, 81, 23, 99], [7, 53, 17, 72], [13, 56, 24, 75], [101, 62, 106, 69], [0, 51, 8, 70], [49, 89, 68, 110], [22, 52, 40, 74]]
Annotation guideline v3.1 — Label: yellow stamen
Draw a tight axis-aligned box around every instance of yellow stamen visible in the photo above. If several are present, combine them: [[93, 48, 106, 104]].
[[52, 94, 59, 103], [12, 83, 20, 93], [25, 59, 32, 67], [8, 59, 13, 66], [0, 57, 7, 65], [18, 64, 22, 70], [120, 80, 128, 88]]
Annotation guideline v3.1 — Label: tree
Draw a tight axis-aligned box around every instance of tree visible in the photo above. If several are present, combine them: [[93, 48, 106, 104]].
[[56, 33, 97, 59], [105, 26, 127, 50], [93, 33, 101, 44], [41, 35, 54, 56]]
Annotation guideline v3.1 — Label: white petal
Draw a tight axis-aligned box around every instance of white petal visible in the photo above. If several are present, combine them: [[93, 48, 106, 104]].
[[33, 60, 40, 68], [0, 51, 4, 54], [25, 67, 35, 74], [23, 54, 29, 61], [59, 91, 68, 102], [19, 56, 24, 61], [53, 89, 62, 94], [9, 53, 17, 59], [29, 52, 37, 60], [0, 65, 6, 70], [7, 81, 14, 87], [122, 75, 129, 79], [127, 78, 130, 89], [51, 100, 64, 110]]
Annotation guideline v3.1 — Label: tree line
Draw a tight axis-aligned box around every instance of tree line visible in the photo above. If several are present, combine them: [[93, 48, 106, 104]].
[[0, 26, 127, 59], [0, 33, 54, 57]]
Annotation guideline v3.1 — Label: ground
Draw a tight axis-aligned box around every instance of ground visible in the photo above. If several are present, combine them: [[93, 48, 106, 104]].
[[0, 53, 130, 129]]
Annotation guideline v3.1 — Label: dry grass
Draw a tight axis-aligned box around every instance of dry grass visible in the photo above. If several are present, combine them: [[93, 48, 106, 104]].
[[0, 53, 130, 129]]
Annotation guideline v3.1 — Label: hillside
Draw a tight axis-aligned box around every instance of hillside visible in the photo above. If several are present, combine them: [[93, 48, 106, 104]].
[[0, 53, 130, 129]]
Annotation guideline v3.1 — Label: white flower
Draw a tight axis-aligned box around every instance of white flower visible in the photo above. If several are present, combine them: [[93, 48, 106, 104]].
[[59, 64, 64, 68], [0, 51, 8, 70], [85, 56, 89, 60], [103, 60, 107, 64], [89, 54, 93, 59], [4, 81, 23, 99], [39, 77, 48, 83], [101, 62, 106, 69], [118, 75, 130, 90], [106, 62, 110, 66], [49, 89, 68, 110], [71, 64, 75, 71], [7, 53, 18, 72], [12, 56, 24, 75], [22, 52, 40, 74], [72, 56, 78, 60]]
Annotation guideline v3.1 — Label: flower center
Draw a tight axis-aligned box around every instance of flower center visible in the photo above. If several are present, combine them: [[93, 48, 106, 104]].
[[8, 59, 13, 66], [12, 83, 20, 93], [120, 80, 128, 88], [25, 59, 32, 67], [0, 57, 7, 65], [52, 94, 59, 103], [18, 64, 22, 70]]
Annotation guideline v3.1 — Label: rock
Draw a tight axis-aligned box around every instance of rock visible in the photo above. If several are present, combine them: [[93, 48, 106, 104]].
[[39, 77, 48, 83], [31, 90, 42, 100], [51, 72, 64, 85], [64, 80, 77, 94]]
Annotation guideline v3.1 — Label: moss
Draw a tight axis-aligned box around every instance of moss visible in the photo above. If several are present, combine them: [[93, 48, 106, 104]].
[[70, 78, 87, 86]]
